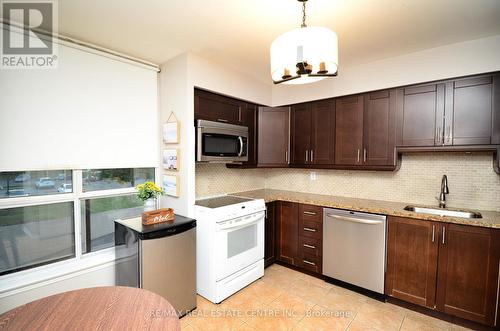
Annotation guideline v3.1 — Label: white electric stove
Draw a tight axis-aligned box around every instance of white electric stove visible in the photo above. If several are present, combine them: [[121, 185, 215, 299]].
[[195, 195, 266, 304]]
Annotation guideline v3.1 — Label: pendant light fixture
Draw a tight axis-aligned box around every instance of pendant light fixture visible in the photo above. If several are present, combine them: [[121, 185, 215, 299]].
[[270, 0, 338, 84]]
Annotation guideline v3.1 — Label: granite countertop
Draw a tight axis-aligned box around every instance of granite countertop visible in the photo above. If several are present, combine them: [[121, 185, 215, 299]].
[[232, 189, 500, 229]]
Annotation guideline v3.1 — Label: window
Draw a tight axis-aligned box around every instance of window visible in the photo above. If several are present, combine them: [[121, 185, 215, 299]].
[[0, 170, 72, 199], [82, 168, 154, 192], [0, 202, 75, 275], [81, 195, 143, 253], [0, 167, 155, 277]]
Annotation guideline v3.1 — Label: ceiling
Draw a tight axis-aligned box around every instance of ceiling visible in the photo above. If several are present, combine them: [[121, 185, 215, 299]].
[[51, 0, 500, 84]]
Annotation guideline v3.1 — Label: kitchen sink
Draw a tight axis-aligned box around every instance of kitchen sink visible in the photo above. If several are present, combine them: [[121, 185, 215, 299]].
[[404, 206, 482, 219]]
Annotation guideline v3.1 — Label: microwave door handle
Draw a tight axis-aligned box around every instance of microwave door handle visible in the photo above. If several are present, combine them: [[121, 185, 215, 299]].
[[238, 136, 244, 157]]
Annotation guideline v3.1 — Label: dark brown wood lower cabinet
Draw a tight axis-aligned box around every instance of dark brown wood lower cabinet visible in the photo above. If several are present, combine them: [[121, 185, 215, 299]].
[[275, 201, 298, 265], [386, 216, 438, 309], [264, 202, 276, 267], [386, 216, 500, 327], [436, 224, 499, 326]]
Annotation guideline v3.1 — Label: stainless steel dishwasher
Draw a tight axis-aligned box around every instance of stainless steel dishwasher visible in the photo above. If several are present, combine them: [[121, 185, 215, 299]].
[[323, 208, 386, 294]]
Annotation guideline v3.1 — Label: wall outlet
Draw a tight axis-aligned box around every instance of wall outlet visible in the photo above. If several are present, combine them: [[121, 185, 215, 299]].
[[310, 171, 317, 181]]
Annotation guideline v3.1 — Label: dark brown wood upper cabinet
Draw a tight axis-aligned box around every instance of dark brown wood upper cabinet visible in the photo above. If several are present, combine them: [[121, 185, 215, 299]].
[[363, 90, 397, 166], [291, 103, 311, 165], [275, 201, 298, 266], [240, 103, 257, 165], [446, 74, 500, 146], [291, 100, 335, 166], [194, 89, 243, 124], [397, 84, 445, 147], [436, 224, 498, 326], [386, 216, 439, 309], [397, 73, 500, 148], [258, 107, 290, 167], [311, 100, 336, 165], [335, 95, 364, 165]]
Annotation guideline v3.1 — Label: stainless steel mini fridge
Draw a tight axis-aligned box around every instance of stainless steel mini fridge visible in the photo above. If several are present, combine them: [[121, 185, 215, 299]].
[[114, 215, 197, 316]]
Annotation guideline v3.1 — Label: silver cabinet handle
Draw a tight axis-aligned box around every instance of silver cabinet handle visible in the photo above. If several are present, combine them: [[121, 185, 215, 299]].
[[436, 126, 441, 144], [303, 244, 316, 249], [325, 213, 383, 225], [303, 227, 317, 232], [303, 260, 316, 266], [357, 149, 360, 163], [305, 150, 308, 162], [217, 118, 229, 123], [442, 226, 446, 244], [431, 225, 435, 243], [363, 149, 367, 163], [310, 150, 314, 163], [285, 150, 288, 163], [303, 211, 317, 215]]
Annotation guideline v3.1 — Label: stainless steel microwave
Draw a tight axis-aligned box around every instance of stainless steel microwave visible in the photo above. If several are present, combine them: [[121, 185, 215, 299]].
[[196, 120, 248, 163]]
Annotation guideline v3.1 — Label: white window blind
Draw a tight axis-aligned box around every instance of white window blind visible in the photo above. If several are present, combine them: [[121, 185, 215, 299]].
[[0, 28, 159, 171]]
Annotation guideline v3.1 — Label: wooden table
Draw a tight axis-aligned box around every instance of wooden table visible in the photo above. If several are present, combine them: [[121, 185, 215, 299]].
[[0, 286, 181, 330]]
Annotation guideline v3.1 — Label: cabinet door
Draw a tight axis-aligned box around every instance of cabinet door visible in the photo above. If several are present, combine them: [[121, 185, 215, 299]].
[[275, 201, 298, 265], [291, 104, 311, 165], [385, 217, 439, 309], [436, 224, 498, 326], [311, 100, 335, 165], [264, 202, 276, 267], [335, 95, 364, 165], [258, 107, 290, 166], [363, 90, 396, 166], [194, 89, 242, 124], [398, 84, 445, 146], [241, 104, 257, 165], [446, 76, 495, 145]]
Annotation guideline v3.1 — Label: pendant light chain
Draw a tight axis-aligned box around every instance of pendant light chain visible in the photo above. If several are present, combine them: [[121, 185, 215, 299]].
[[301, 1, 307, 28]]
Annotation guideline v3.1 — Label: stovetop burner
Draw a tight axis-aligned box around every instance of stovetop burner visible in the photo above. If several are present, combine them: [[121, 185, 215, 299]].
[[195, 196, 254, 209]]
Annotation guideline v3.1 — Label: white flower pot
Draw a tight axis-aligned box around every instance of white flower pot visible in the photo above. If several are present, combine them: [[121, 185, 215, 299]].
[[144, 198, 156, 212]]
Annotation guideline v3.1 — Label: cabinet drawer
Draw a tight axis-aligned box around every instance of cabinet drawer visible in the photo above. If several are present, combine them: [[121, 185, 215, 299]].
[[299, 204, 322, 222], [298, 253, 322, 274], [298, 236, 322, 257], [299, 219, 322, 239]]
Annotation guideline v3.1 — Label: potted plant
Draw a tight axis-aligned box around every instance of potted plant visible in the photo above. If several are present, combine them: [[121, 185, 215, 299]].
[[135, 182, 164, 212]]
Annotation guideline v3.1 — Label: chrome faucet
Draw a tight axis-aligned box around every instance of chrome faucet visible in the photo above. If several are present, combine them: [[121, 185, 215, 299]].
[[437, 175, 449, 208]]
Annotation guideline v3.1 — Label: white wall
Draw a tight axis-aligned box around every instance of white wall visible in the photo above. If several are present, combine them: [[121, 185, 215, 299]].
[[0, 262, 116, 313], [158, 54, 192, 216], [272, 34, 500, 105], [158, 53, 271, 217]]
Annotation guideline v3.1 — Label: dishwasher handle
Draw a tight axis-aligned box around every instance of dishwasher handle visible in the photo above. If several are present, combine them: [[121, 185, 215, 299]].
[[325, 213, 384, 225]]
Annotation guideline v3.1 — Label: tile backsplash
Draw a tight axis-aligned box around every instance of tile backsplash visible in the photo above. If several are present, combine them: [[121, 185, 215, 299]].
[[196, 164, 266, 198], [196, 152, 500, 212]]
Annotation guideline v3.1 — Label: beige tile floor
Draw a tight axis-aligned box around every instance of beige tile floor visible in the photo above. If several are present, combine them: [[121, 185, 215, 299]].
[[180, 264, 472, 331]]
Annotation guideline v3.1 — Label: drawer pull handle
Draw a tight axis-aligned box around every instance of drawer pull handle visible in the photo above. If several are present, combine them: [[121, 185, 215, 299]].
[[303, 211, 317, 215], [303, 227, 317, 232], [303, 260, 316, 266], [303, 244, 316, 249]]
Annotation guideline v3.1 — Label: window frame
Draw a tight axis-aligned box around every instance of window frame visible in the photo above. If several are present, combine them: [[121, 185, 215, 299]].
[[0, 168, 157, 294]]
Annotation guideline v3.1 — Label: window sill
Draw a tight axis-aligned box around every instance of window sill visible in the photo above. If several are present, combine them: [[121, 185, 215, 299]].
[[0, 249, 116, 296]]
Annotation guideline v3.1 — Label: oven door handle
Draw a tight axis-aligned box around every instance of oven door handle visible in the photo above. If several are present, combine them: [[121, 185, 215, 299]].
[[237, 136, 244, 157], [217, 212, 263, 231]]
